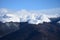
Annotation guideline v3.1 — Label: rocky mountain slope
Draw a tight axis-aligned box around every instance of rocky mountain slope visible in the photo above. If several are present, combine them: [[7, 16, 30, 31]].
[[0, 22, 60, 40]]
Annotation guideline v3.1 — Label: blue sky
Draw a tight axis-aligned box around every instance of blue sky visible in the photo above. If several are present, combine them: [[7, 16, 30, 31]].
[[0, 0, 60, 10]]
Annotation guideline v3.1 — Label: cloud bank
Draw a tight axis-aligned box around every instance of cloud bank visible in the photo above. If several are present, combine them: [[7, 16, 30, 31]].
[[0, 8, 60, 24]]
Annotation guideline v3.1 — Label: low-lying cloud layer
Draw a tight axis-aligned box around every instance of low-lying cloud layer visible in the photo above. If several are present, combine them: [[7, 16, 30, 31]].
[[0, 8, 60, 24]]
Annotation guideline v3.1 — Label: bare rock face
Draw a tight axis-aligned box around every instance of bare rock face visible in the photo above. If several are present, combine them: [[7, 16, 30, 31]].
[[0, 22, 60, 40]]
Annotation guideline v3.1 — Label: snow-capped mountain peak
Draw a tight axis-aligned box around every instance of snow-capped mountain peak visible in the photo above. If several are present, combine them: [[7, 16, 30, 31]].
[[0, 13, 60, 24], [0, 14, 20, 23]]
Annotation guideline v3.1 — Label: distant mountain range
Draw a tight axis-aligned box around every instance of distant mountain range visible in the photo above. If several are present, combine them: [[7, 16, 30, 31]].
[[0, 22, 60, 40], [0, 13, 60, 24]]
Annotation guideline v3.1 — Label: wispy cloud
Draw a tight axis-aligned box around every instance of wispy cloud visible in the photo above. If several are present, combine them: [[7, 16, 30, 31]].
[[0, 8, 60, 16]]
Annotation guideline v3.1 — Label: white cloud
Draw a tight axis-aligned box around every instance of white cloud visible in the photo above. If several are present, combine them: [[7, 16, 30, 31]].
[[0, 8, 8, 16], [29, 8, 60, 15], [0, 8, 8, 13], [0, 8, 60, 24]]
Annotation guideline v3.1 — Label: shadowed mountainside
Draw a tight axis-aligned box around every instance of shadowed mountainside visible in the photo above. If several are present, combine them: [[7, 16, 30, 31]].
[[50, 17, 60, 23], [0, 22, 60, 40]]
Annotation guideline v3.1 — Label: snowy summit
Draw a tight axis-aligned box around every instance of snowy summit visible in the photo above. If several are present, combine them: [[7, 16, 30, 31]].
[[0, 14, 20, 23], [0, 13, 51, 24]]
